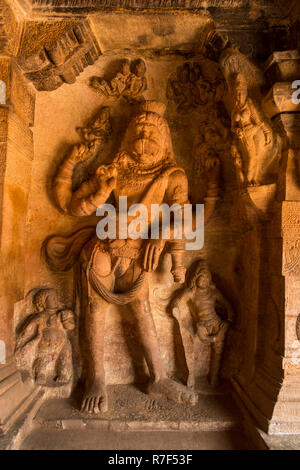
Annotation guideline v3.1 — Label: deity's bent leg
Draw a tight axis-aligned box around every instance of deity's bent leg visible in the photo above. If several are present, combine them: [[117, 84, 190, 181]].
[[80, 247, 114, 414]]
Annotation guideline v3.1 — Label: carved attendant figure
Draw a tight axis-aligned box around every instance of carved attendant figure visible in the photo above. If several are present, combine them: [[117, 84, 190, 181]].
[[15, 289, 75, 385], [90, 58, 147, 103], [231, 73, 280, 186], [45, 101, 220, 414], [169, 260, 233, 389], [89, 59, 132, 98]]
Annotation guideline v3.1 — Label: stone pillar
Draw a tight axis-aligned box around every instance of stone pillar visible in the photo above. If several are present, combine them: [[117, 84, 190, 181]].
[[0, 57, 40, 434], [233, 50, 300, 434]]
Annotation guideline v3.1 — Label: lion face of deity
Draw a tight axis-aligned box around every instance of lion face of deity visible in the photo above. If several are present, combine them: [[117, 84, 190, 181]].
[[119, 103, 175, 168], [128, 121, 163, 165]]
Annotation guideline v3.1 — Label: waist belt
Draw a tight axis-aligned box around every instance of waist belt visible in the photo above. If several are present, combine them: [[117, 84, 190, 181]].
[[88, 265, 147, 305]]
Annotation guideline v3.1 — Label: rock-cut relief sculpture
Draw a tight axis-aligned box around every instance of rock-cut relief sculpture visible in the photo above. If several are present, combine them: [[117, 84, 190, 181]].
[[43, 100, 221, 414], [90, 58, 147, 103], [168, 260, 233, 389], [219, 48, 282, 222], [53, 106, 112, 211], [15, 289, 75, 386], [166, 61, 225, 115], [166, 60, 229, 197], [192, 104, 230, 191], [230, 72, 280, 187]]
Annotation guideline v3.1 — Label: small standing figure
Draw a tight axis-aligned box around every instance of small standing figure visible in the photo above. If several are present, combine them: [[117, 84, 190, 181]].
[[168, 260, 233, 389], [15, 289, 75, 386]]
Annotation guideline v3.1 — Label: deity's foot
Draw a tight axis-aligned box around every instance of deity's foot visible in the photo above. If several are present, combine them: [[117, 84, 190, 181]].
[[147, 378, 198, 406], [81, 377, 108, 414], [54, 374, 70, 384]]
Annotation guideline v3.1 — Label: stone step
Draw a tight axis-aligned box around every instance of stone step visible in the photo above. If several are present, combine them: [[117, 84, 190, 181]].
[[17, 383, 254, 449], [20, 428, 253, 450], [32, 383, 242, 433]]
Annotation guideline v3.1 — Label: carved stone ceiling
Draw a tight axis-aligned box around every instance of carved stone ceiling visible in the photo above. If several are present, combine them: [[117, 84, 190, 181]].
[[13, 0, 290, 16], [0, 0, 297, 90], [89, 12, 211, 53], [3, 0, 295, 56]]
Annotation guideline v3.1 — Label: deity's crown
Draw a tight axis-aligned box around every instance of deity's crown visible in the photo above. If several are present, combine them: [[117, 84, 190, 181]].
[[137, 100, 166, 117]]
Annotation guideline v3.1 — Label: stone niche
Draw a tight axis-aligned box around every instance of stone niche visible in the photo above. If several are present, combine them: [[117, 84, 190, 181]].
[[1, 0, 300, 451], [25, 47, 239, 387]]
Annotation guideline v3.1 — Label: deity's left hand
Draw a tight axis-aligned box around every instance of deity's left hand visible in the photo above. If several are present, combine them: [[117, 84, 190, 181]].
[[204, 156, 221, 184], [143, 239, 166, 273]]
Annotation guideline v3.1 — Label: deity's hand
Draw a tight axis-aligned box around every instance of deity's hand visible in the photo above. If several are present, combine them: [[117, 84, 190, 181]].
[[235, 128, 243, 138], [167, 299, 180, 319], [96, 164, 117, 193], [143, 239, 166, 273], [197, 324, 217, 344], [204, 155, 221, 184], [171, 266, 186, 284], [70, 143, 95, 163]]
